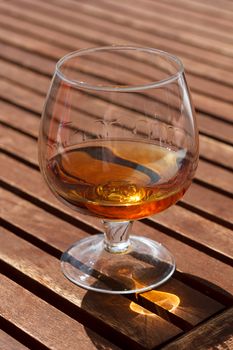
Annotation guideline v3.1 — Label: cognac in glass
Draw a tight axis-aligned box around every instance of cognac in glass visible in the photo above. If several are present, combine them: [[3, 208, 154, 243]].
[[38, 46, 198, 293]]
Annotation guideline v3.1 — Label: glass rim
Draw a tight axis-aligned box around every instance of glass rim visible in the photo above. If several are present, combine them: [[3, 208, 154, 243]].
[[56, 45, 184, 92]]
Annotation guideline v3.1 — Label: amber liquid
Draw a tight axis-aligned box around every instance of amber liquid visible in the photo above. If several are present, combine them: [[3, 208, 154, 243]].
[[46, 140, 191, 219]]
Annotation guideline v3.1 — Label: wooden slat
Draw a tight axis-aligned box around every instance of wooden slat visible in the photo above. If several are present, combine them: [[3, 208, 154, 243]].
[[194, 0, 233, 11], [3, 0, 231, 97], [0, 41, 54, 76], [0, 188, 225, 325], [0, 11, 230, 131], [1, 116, 233, 233], [199, 135, 233, 170], [141, 278, 224, 327], [0, 79, 44, 114], [0, 101, 39, 139], [192, 91, 233, 123], [1, 53, 232, 146], [1, 154, 233, 295], [2, 109, 232, 256], [196, 161, 233, 196], [2, 100, 231, 196], [0, 125, 38, 166], [87, 1, 233, 56], [70, 0, 233, 40], [55, 0, 233, 35], [163, 0, 233, 21], [0, 26, 64, 60], [150, 205, 233, 261], [0, 1, 232, 348], [195, 0, 233, 8], [162, 308, 233, 350], [0, 14, 231, 135], [0, 330, 29, 350], [0, 58, 49, 95], [188, 76, 233, 104], [0, 10, 86, 56], [15, 0, 233, 59], [1, 158, 233, 266], [0, 1, 231, 120], [85, 0, 233, 31], [0, 228, 181, 349], [2, 6, 232, 116], [1, 125, 232, 228], [0, 76, 232, 171], [183, 183, 233, 227], [137, 219, 233, 296], [0, 188, 88, 250], [167, 3, 233, 31], [0, 152, 101, 232], [196, 113, 233, 146], [0, 274, 121, 350]]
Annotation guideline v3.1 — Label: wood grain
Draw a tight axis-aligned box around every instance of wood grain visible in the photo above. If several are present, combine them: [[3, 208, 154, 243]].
[[0, 188, 225, 326], [10, 0, 233, 67], [163, 0, 233, 22], [1, 102, 232, 196], [1, 83, 232, 170], [150, 205, 233, 261], [0, 274, 121, 350], [0, 100, 39, 138], [0, 330, 29, 350], [0, 31, 232, 141], [162, 308, 233, 350], [0, 43, 233, 144], [0, 41, 54, 76], [1, 147, 233, 261], [1, 0, 233, 93], [1, 126, 232, 229], [183, 183, 233, 227], [0, 228, 181, 349], [0, 0, 232, 348], [1, 158, 233, 295]]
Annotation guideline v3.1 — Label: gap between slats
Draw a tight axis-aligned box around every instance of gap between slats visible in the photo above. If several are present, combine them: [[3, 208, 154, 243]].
[[0, 316, 49, 350], [0, 25, 231, 123], [0, 1, 232, 349], [142, 218, 233, 266], [1, 111, 233, 183], [1, 185, 232, 342], [1, 185, 232, 305], [0, 224, 228, 335], [1, 145, 233, 267], [0, 273, 125, 350], [0, 0, 231, 276], [1, 159, 233, 268], [1, 113, 233, 232], [1, 0, 233, 96], [2, 66, 231, 169], [7, 0, 233, 61], [1, 100, 233, 232], [0, 228, 184, 350], [0, 256, 189, 336]]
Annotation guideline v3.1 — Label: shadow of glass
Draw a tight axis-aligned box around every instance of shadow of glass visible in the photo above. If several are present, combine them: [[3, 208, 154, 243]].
[[81, 273, 233, 350], [174, 272, 233, 307]]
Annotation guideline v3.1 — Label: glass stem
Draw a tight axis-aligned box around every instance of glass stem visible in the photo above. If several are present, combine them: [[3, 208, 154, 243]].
[[102, 220, 132, 253]]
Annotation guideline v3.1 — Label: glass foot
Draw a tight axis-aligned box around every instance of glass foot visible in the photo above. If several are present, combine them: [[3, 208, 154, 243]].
[[61, 234, 175, 294]]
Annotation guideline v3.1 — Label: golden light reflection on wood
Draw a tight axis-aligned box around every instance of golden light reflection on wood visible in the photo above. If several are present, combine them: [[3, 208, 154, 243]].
[[130, 291, 180, 316]]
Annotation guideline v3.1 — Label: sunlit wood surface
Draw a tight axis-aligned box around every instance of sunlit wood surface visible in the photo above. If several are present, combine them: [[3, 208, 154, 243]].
[[0, 0, 233, 349]]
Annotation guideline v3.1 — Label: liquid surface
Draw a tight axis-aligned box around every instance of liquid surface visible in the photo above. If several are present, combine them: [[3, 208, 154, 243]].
[[46, 140, 191, 219]]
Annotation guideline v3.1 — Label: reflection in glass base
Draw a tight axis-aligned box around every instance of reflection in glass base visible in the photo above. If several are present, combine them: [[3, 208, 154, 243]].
[[61, 234, 175, 294]]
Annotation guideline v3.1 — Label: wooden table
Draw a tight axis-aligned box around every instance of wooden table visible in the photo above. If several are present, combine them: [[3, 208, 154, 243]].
[[0, 0, 233, 349]]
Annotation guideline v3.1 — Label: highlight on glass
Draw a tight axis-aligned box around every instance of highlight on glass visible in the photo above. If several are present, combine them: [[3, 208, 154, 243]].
[[38, 46, 199, 294]]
